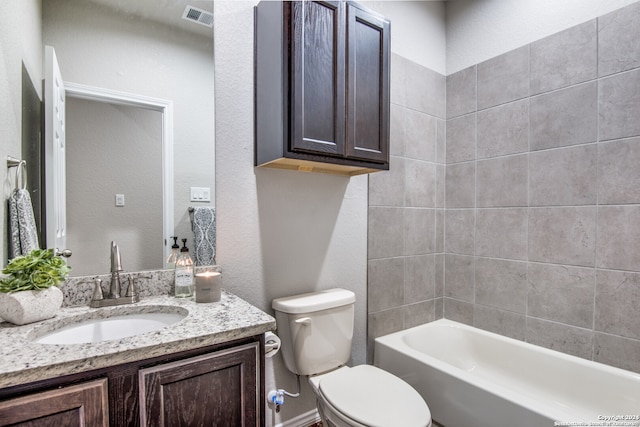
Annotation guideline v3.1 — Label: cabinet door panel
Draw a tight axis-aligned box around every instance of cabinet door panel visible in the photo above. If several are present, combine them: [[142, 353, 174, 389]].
[[346, 4, 390, 163], [4, 411, 78, 427], [291, 1, 346, 156], [0, 378, 109, 427], [139, 342, 259, 427], [108, 364, 140, 426]]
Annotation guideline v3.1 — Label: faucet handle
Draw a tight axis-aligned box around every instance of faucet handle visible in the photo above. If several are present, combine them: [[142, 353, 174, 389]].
[[125, 277, 137, 298], [91, 279, 104, 301], [126, 274, 151, 298]]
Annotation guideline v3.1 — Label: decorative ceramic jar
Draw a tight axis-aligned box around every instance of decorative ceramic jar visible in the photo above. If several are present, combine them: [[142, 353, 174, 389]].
[[0, 286, 64, 325]]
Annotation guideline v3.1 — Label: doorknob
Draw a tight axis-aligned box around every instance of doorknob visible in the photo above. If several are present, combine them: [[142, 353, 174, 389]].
[[55, 249, 72, 258]]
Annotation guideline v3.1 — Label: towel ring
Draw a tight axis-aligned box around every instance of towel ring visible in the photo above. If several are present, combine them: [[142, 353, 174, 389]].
[[15, 160, 27, 191], [6, 157, 27, 191]]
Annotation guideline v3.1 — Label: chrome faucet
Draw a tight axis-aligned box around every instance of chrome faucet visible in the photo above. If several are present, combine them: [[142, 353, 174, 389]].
[[89, 242, 142, 308]]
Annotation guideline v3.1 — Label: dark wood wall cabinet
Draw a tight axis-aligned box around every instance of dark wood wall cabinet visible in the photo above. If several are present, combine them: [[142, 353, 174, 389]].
[[0, 337, 263, 427], [255, 0, 390, 176]]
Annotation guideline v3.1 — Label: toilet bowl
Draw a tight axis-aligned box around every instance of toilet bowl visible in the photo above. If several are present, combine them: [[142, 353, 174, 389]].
[[272, 289, 432, 427]]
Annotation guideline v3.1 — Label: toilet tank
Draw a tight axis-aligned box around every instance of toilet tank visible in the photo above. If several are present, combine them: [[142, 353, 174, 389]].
[[272, 288, 356, 376]]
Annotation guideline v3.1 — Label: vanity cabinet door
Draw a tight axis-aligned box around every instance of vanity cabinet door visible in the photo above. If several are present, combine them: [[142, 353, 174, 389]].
[[139, 342, 259, 427], [0, 378, 109, 426]]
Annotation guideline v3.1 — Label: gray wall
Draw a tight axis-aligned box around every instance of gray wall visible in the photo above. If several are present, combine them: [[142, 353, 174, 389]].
[[368, 1, 640, 375], [0, 0, 42, 266], [43, 0, 215, 248], [214, 2, 368, 424], [445, 0, 639, 74], [361, 1, 446, 75], [443, 2, 640, 373], [214, 2, 447, 425], [367, 54, 446, 362], [65, 98, 163, 275]]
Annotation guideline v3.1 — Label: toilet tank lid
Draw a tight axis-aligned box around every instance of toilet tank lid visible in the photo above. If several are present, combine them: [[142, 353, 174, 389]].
[[272, 288, 356, 314]]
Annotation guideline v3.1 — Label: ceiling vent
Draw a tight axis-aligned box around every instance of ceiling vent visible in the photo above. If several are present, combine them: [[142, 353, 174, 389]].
[[182, 5, 213, 28]]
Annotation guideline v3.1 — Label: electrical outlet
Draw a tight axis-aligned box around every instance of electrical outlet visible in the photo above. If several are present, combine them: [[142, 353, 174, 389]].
[[190, 187, 211, 202]]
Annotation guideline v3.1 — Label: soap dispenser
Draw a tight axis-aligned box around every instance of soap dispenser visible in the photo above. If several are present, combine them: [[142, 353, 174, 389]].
[[166, 236, 180, 269], [174, 238, 194, 298]]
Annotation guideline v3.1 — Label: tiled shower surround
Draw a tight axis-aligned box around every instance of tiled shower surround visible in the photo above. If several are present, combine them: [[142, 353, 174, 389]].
[[367, 52, 446, 362], [368, 2, 640, 373]]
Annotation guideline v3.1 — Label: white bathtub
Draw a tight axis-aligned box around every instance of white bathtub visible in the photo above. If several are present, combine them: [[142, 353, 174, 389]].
[[374, 319, 640, 427]]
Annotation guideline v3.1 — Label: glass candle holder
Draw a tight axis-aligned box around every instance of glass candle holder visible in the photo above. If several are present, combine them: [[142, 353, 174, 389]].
[[195, 272, 221, 303]]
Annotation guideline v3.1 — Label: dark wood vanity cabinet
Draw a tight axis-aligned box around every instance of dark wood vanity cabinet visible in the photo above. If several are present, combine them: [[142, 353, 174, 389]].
[[0, 337, 263, 427], [255, 0, 390, 176], [139, 343, 259, 426], [0, 378, 109, 426]]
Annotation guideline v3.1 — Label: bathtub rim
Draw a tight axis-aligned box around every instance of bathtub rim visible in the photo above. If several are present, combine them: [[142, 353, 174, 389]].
[[374, 318, 640, 423]]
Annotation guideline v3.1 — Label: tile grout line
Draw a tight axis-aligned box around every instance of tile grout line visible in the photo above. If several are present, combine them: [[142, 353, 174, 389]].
[[592, 14, 601, 363], [526, 42, 532, 344]]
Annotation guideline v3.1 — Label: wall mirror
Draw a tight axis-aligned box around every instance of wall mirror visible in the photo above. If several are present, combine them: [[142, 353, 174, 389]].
[[41, 0, 215, 276]]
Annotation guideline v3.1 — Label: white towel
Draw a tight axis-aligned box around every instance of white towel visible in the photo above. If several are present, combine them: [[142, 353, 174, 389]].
[[192, 207, 216, 266], [8, 188, 40, 258]]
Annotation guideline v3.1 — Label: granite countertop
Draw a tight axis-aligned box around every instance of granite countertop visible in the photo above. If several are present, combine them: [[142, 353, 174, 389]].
[[0, 292, 276, 389]]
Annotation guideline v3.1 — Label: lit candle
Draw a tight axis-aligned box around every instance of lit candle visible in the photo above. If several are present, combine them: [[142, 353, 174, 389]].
[[195, 271, 221, 303]]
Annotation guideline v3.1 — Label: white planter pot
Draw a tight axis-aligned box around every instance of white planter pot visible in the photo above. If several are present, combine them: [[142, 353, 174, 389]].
[[0, 286, 63, 325]]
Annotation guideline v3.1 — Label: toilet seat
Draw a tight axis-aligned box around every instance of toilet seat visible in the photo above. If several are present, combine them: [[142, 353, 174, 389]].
[[317, 365, 431, 427]]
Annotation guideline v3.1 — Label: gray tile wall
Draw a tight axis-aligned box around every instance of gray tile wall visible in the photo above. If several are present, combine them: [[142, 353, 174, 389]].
[[368, 2, 640, 374], [367, 53, 445, 362], [443, 2, 640, 374]]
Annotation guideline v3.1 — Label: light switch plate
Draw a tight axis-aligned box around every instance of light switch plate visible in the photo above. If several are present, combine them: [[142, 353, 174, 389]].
[[115, 194, 125, 207], [190, 187, 211, 202]]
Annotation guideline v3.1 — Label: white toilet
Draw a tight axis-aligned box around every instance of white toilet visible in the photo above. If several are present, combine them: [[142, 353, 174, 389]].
[[272, 288, 432, 427]]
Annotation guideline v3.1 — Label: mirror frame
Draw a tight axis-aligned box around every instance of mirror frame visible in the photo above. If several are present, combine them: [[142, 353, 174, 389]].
[[63, 81, 174, 265]]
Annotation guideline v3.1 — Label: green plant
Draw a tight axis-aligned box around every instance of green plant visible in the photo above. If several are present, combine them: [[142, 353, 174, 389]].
[[0, 249, 71, 293]]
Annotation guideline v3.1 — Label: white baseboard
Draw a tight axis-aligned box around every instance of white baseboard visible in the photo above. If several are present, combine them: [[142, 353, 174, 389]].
[[273, 409, 321, 427]]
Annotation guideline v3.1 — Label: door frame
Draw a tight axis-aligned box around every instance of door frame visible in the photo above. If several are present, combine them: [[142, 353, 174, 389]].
[[64, 82, 174, 263]]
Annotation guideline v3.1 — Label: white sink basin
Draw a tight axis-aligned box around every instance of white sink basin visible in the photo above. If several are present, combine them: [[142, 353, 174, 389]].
[[34, 310, 187, 345]]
